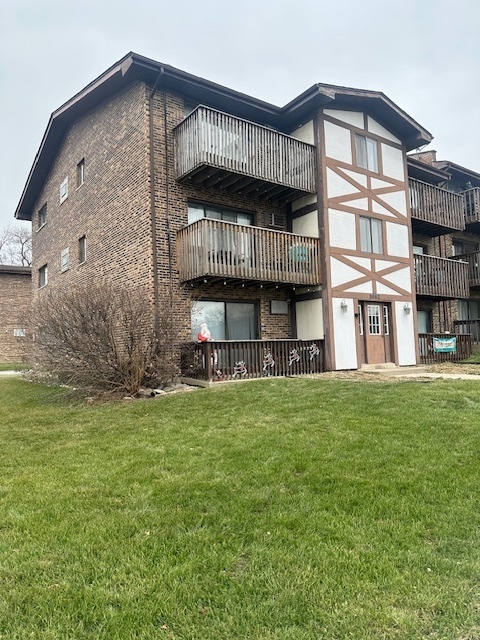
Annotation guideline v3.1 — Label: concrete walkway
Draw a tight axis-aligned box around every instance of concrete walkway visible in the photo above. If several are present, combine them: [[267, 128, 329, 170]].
[[0, 370, 25, 377], [360, 365, 480, 381]]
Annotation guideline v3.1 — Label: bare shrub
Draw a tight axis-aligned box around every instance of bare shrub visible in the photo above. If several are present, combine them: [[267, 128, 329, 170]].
[[34, 282, 178, 395]]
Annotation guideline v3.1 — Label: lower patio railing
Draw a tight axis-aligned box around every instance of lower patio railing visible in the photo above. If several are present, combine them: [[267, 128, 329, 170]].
[[418, 333, 472, 364], [453, 319, 480, 345], [180, 339, 324, 382]]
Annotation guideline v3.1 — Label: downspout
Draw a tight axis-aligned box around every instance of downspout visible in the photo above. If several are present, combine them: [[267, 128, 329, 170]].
[[148, 69, 164, 336]]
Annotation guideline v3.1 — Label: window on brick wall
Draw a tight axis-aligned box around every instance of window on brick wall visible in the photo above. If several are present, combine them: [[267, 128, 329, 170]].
[[79, 236, 86, 264], [191, 300, 259, 340], [38, 203, 47, 229], [60, 177, 68, 203], [60, 248, 70, 273], [39, 264, 48, 288], [187, 202, 254, 226], [77, 159, 85, 187]]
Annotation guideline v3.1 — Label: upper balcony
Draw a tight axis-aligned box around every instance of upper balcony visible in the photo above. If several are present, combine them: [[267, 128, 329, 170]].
[[177, 218, 321, 287], [461, 188, 480, 231], [414, 254, 469, 299], [409, 178, 465, 236], [174, 107, 316, 203]]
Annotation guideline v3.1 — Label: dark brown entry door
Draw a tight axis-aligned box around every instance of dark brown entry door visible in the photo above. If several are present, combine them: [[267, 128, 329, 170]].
[[359, 302, 393, 365]]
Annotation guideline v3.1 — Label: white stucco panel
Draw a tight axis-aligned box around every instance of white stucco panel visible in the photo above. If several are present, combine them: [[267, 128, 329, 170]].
[[324, 121, 353, 164], [376, 283, 402, 296], [345, 197, 369, 210], [290, 120, 315, 144], [327, 168, 359, 198], [372, 200, 396, 217], [344, 281, 373, 294], [348, 256, 372, 270], [374, 259, 398, 271], [382, 266, 412, 293], [333, 298, 358, 370], [386, 222, 410, 258], [331, 256, 364, 287], [371, 177, 396, 190], [328, 210, 356, 250], [341, 169, 368, 187], [367, 116, 401, 144], [296, 298, 324, 340], [292, 211, 319, 238], [324, 109, 364, 128], [291, 194, 317, 212], [377, 190, 407, 216], [395, 301, 417, 366], [381, 144, 405, 182]]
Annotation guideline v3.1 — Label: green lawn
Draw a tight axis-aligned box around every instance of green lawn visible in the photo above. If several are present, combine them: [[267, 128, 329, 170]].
[[0, 362, 30, 372], [0, 377, 479, 639]]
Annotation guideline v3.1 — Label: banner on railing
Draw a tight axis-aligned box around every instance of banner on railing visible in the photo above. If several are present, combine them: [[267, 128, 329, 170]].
[[433, 336, 457, 353]]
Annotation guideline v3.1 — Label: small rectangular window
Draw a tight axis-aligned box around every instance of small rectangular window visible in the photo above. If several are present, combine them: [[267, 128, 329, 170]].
[[355, 134, 378, 173], [38, 203, 47, 229], [79, 236, 86, 264], [358, 304, 364, 336], [383, 305, 390, 336], [60, 177, 68, 203], [367, 304, 381, 335], [360, 216, 383, 254], [60, 248, 69, 273], [39, 264, 48, 288], [77, 159, 85, 187]]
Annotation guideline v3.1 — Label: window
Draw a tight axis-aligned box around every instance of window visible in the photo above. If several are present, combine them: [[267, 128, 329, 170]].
[[60, 177, 68, 203], [188, 202, 254, 226], [452, 240, 478, 256], [357, 304, 364, 335], [39, 264, 48, 288], [383, 305, 390, 336], [412, 245, 426, 255], [38, 203, 47, 229], [367, 304, 381, 335], [60, 248, 69, 273], [79, 236, 86, 263], [191, 300, 259, 340], [360, 216, 383, 253], [269, 212, 286, 229], [77, 159, 85, 187], [355, 134, 379, 172]]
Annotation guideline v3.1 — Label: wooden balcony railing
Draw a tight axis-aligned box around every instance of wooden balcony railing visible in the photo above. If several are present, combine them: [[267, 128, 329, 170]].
[[409, 178, 465, 234], [453, 251, 480, 286], [174, 106, 316, 201], [461, 187, 480, 226], [180, 339, 324, 382], [177, 218, 321, 286], [414, 254, 469, 299], [418, 333, 471, 364], [453, 319, 480, 345]]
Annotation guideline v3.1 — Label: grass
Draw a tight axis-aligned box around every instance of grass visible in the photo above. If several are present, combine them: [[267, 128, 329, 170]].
[[0, 376, 479, 639], [0, 361, 30, 371]]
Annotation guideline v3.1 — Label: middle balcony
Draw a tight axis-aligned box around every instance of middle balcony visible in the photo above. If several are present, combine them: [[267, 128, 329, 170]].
[[177, 218, 321, 287], [174, 106, 317, 203]]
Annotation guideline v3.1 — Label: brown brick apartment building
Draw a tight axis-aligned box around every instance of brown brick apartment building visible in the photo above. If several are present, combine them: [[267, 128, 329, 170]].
[[0, 265, 31, 363], [14, 53, 480, 380]]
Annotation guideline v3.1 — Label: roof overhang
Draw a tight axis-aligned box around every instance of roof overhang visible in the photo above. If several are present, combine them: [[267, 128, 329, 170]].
[[15, 52, 433, 220], [0, 265, 32, 276]]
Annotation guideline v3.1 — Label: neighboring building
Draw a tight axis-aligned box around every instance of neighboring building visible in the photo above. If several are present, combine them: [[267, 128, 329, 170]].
[[0, 265, 32, 363], [14, 52, 477, 379]]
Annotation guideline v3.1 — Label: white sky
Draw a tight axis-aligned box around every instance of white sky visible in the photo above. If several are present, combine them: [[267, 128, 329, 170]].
[[2, 0, 480, 229]]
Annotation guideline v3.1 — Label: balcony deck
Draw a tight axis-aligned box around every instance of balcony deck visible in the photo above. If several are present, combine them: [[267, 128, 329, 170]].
[[177, 218, 321, 287], [414, 254, 469, 299], [453, 251, 480, 287], [409, 178, 465, 235], [174, 106, 316, 203], [462, 188, 480, 231]]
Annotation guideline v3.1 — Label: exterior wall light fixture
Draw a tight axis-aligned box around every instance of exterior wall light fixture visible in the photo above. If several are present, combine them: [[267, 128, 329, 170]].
[[404, 303, 411, 314], [340, 299, 348, 312]]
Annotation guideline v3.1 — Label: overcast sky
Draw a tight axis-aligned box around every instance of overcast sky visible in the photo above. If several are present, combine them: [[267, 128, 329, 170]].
[[2, 0, 480, 230]]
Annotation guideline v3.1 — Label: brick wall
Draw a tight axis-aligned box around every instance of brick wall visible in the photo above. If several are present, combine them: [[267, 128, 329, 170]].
[[0, 268, 32, 362], [32, 82, 155, 331]]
